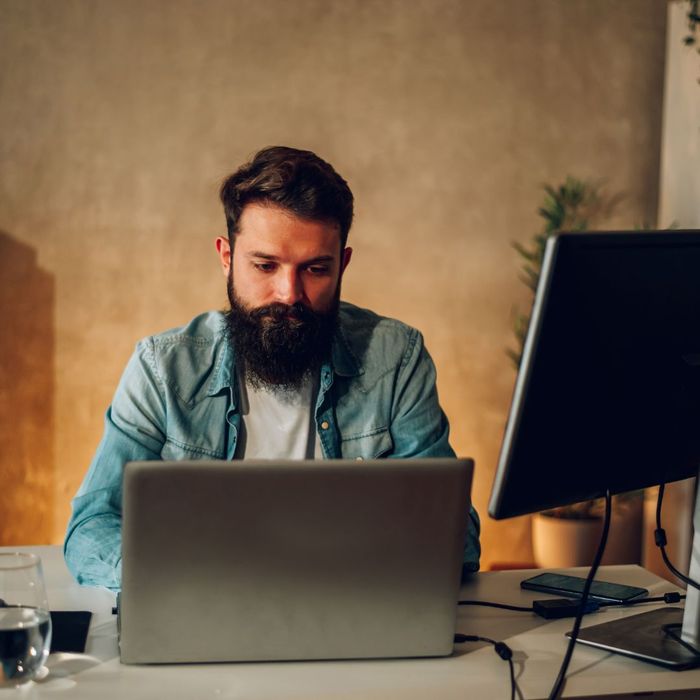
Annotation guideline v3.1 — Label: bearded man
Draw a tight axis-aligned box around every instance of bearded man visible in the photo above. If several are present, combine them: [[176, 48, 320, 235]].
[[64, 146, 480, 590]]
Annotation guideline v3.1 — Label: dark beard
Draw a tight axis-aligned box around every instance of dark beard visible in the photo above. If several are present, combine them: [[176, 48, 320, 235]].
[[223, 274, 339, 392]]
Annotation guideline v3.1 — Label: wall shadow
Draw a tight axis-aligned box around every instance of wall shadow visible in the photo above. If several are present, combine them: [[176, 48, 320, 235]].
[[0, 230, 54, 544]]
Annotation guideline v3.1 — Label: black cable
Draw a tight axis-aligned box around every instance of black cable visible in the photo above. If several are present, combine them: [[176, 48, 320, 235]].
[[596, 591, 684, 608], [508, 652, 518, 700], [459, 591, 684, 615], [548, 489, 612, 700], [458, 599, 533, 612], [655, 483, 700, 591], [454, 634, 518, 700]]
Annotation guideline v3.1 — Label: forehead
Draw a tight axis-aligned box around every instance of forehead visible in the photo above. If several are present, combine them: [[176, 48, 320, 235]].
[[236, 203, 341, 257]]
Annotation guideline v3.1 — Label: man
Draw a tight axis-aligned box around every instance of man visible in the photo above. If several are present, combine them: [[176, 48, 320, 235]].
[[64, 146, 480, 590]]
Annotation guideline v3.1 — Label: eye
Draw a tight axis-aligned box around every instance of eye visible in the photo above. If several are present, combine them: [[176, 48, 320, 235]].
[[306, 265, 331, 276], [253, 261, 276, 273]]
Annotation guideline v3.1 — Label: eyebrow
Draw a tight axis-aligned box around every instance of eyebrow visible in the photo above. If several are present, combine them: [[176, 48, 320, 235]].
[[247, 252, 336, 265]]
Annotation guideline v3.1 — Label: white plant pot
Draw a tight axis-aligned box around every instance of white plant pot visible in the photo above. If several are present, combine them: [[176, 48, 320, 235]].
[[532, 514, 602, 568], [532, 499, 642, 568]]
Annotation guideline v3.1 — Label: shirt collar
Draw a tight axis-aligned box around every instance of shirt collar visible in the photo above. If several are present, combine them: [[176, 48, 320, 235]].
[[206, 334, 235, 397], [331, 324, 363, 377]]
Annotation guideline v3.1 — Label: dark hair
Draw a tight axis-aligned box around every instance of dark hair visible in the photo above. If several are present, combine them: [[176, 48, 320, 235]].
[[219, 146, 354, 247]]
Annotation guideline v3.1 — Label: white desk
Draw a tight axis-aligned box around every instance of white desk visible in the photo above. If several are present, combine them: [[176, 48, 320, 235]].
[[5, 545, 700, 699]]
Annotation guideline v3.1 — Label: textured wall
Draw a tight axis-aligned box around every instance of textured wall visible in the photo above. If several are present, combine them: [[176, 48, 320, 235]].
[[0, 0, 666, 567], [659, 0, 700, 228]]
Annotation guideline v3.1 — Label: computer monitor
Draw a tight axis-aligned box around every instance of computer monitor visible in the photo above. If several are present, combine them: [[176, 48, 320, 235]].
[[488, 230, 700, 668]]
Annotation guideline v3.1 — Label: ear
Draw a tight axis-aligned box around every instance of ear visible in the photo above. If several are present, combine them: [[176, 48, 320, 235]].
[[215, 236, 232, 277], [340, 247, 353, 277]]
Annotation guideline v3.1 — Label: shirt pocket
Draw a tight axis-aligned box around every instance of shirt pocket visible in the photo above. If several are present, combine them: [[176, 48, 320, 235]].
[[340, 427, 393, 460], [161, 437, 225, 460]]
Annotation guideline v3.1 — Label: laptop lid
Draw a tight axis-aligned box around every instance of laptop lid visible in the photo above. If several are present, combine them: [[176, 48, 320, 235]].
[[119, 458, 472, 664]]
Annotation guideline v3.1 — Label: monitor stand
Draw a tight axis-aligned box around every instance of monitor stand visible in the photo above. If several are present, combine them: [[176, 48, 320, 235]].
[[569, 607, 700, 669], [568, 478, 700, 670]]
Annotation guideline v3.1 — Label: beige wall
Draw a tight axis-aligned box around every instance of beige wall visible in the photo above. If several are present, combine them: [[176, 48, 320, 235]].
[[0, 0, 666, 567], [659, 0, 700, 227]]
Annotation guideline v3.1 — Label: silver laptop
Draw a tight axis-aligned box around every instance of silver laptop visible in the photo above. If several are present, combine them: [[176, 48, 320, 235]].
[[119, 458, 472, 664]]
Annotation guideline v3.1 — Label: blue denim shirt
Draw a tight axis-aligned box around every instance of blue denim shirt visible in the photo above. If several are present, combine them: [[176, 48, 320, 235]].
[[64, 302, 481, 590]]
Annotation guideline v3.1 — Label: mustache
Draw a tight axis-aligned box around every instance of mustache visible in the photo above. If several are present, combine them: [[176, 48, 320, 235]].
[[249, 302, 314, 323]]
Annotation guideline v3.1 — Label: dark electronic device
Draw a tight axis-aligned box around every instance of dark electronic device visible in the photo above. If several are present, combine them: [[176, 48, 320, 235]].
[[49, 611, 92, 654], [488, 231, 700, 669], [532, 599, 600, 619], [521, 572, 648, 604], [489, 231, 700, 519]]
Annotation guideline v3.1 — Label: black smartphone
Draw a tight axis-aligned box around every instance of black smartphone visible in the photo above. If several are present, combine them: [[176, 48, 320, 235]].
[[520, 573, 648, 603]]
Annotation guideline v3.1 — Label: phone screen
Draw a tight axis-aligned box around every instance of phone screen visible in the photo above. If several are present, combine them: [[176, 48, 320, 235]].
[[521, 573, 648, 603]]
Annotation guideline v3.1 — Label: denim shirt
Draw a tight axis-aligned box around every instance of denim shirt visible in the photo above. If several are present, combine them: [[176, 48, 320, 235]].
[[64, 302, 481, 590]]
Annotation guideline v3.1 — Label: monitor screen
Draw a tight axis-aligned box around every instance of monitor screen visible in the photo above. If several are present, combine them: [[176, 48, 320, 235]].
[[489, 231, 700, 520]]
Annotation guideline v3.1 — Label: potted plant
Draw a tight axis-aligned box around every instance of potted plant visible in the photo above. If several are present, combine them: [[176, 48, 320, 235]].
[[511, 178, 643, 568], [532, 493, 643, 568]]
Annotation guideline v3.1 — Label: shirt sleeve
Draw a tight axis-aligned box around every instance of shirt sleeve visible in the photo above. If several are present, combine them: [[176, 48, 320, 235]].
[[389, 328, 481, 574], [63, 339, 166, 590]]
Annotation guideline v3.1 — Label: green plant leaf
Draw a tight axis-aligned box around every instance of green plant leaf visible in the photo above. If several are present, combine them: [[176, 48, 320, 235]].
[[508, 176, 619, 373]]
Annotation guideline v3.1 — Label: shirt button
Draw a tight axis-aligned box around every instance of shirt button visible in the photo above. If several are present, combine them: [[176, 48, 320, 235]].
[[320, 421, 329, 430]]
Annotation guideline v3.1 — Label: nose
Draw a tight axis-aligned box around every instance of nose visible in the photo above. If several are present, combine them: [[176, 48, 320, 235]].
[[275, 268, 304, 306]]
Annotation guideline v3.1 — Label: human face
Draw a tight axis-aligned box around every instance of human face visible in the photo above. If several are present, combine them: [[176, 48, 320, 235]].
[[216, 202, 352, 314]]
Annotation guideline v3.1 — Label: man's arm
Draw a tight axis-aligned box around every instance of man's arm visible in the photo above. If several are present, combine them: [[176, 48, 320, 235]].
[[64, 340, 166, 590], [389, 328, 481, 573]]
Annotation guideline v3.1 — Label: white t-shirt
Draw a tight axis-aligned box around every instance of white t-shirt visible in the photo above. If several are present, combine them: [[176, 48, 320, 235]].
[[236, 371, 323, 460]]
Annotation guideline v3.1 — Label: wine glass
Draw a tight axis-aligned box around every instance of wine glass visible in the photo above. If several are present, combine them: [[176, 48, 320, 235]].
[[0, 553, 52, 687]]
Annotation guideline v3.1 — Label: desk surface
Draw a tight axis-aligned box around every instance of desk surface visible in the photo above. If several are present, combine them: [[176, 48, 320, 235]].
[[4, 545, 700, 699]]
